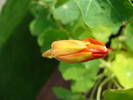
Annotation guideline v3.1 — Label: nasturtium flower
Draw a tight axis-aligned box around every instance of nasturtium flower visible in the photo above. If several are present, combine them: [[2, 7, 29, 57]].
[[42, 39, 109, 64]]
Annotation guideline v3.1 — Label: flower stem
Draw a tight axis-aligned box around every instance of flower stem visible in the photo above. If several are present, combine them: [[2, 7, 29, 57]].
[[96, 76, 112, 100], [90, 78, 102, 99], [90, 72, 107, 99], [107, 79, 113, 89], [113, 79, 123, 89]]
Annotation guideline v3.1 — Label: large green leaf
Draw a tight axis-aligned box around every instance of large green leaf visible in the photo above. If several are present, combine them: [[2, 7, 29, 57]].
[[59, 60, 100, 93], [0, 0, 31, 47], [0, 16, 57, 100], [103, 88, 133, 100], [53, 1, 80, 24], [111, 53, 133, 88], [74, 0, 133, 32], [124, 22, 133, 51]]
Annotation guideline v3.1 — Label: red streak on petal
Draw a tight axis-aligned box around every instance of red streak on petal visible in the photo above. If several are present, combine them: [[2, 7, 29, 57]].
[[80, 53, 106, 62], [56, 50, 92, 64], [83, 38, 105, 46]]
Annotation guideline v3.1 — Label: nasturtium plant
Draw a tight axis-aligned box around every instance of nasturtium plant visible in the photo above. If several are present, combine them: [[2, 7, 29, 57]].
[[74, 0, 133, 32], [1, 0, 133, 100], [29, 0, 133, 100]]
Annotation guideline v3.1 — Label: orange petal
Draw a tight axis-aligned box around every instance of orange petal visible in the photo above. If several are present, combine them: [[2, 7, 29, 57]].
[[51, 40, 88, 57], [56, 51, 92, 64], [42, 49, 54, 59]]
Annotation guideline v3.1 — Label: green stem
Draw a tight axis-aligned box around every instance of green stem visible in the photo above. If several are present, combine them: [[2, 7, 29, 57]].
[[107, 80, 113, 89], [90, 78, 102, 99], [96, 72, 106, 79], [90, 72, 107, 99], [96, 76, 112, 100], [113, 79, 123, 89]]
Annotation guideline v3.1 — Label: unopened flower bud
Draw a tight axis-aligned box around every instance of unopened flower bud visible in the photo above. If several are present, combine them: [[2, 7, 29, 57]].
[[42, 39, 109, 64]]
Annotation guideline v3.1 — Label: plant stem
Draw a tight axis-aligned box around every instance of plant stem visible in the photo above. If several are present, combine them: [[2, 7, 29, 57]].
[[96, 72, 106, 79], [107, 79, 113, 89], [96, 76, 111, 100], [113, 79, 123, 89], [90, 72, 107, 99], [90, 78, 102, 99]]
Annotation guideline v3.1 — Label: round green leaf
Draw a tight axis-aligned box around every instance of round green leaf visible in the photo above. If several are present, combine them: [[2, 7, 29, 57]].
[[112, 53, 133, 88], [53, 1, 80, 24], [59, 60, 100, 92]]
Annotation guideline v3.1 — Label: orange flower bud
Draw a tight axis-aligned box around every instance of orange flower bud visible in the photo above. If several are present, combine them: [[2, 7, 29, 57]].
[[42, 39, 109, 64]]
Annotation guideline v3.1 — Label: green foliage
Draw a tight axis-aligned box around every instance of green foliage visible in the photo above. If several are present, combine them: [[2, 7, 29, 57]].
[[59, 60, 100, 93], [30, 2, 55, 36], [111, 53, 133, 88], [29, 0, 133, 100], [111, 38, 123, 50], [53, 87, 86, 100], [74, 0, 133, 31], [91, 26, 112, 43], [0, 15, 57, 100], [30, 1, 69, 52], [103, 88, 133, 100], [0, 0, 57, 100], [0, 0, 133, 100], [38, 29, 68, 52], [53, 1, 80, 24], [124, 21, 133, 51], [0, 0, 31, 48]]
